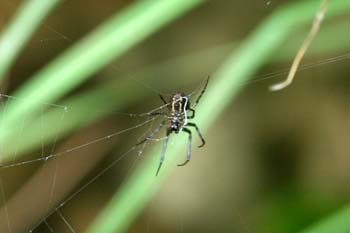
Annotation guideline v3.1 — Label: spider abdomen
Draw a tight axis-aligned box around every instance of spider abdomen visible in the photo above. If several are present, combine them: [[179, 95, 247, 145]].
[[169, 113, 186, 133]]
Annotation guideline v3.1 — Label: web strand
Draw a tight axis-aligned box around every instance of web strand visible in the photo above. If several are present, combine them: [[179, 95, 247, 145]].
[[0, 116, 157, 169], [246, 53, 350, 85], [56, 209, 76, 233], [28, 145, 137, 232], [0, 93, 67, 110], [43, 220, 55, 233]]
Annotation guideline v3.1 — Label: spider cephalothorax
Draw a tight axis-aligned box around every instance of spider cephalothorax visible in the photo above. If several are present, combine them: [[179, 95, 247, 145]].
[[137, 77, 209, 175]]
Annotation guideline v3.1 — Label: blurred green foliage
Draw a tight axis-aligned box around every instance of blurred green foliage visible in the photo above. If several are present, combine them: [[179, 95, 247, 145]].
[[0, 0, 349, 232]]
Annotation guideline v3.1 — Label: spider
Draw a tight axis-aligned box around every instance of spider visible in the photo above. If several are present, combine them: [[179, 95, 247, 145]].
[[136, 77, 209, 175]]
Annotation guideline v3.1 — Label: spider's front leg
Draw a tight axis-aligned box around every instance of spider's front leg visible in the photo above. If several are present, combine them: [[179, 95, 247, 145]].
[[192, 76, 209, 108], [159, 94, 167, 105]]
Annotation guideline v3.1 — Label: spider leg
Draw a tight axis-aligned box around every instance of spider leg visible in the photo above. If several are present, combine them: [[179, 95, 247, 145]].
[[178, 128, 192, 167], [192, 76, 209, 108], [148, 112, 167, 117], [159, 94, 167, 105], [186, 122, 205, 147], [136, 120, 166, 145], [187, 108, 195, 119], [156, 129, 170, 176]]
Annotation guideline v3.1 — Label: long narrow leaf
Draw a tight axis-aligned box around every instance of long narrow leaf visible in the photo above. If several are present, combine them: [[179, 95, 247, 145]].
[[298, 206, 350, 233], [0, 0, 62, 79]]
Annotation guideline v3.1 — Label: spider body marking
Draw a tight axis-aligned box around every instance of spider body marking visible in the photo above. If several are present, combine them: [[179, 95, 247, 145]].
[[137, 77, 209, 175], [168, 92, 189, 133]]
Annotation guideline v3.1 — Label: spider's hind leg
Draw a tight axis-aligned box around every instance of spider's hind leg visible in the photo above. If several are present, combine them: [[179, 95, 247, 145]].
[[178, 128, 192, 167], [186, 122, 205, 147], [187, 108, 195, 119], [156, 130, 170, 176], [136, 120, 165, 145]]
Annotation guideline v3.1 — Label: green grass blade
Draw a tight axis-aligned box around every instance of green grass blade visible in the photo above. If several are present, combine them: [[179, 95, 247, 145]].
[[0, 0, 62, 79], [86, 0, 350, 232], [0, 0, 206, 162], [298, 206, 350, 233]]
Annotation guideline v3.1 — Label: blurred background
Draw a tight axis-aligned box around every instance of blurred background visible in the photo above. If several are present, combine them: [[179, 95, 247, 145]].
[[0, 0, 349, 232]]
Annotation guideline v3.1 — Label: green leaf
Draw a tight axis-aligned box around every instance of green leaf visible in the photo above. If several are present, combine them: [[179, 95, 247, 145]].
[[0, 0, 62, 79], [298, 206, 350, 233]]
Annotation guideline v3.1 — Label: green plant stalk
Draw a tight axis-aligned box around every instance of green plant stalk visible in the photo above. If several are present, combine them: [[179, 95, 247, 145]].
[[0, 0, 206, 162], [86, 0, 350, 232], [298, 206, 350, 233], [0, 0, 62, 80]]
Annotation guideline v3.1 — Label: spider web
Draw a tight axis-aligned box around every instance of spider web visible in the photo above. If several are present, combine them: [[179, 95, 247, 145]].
[[0, 56, 347, 233], [0, 1, 349, 233], [0, 91, 170, 232]]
